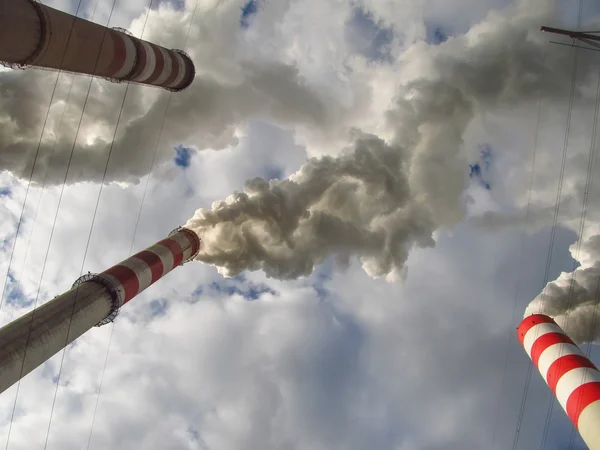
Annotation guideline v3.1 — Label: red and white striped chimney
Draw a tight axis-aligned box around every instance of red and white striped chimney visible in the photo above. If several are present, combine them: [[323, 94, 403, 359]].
[[97, 227, 200, 316], [518, 314, 600, 449], [0, 227, 200, 394], [0, 0, 195, 91]]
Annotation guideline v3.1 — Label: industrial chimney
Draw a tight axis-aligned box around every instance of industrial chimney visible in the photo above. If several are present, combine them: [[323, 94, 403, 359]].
[[518, 314, 600, 450], [0, 0, 195, 91], [0, 227, 200, 394]]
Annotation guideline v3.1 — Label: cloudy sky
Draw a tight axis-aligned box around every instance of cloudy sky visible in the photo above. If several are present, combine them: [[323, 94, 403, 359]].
[[2, 0, 600, 448]]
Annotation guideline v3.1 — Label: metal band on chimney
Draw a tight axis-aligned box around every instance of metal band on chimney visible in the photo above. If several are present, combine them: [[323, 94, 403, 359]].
[[72, 272, 123, 326], [18, 0, 50, 67]]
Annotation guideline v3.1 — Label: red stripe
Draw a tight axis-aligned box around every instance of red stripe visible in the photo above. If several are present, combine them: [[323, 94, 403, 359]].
[[162, 50, 180, 87], [133, 250, 164, 284], [566, 382, 600, 426], [103, 265, 140, 304], [106, 30, 127, 78], [517, 314, 556, 346], [547, 355, 597, 393], [129, 38, 147, 80], [145, 44, 165, 84], [157, 238, 184, 268], [530, 332, 575, 367]]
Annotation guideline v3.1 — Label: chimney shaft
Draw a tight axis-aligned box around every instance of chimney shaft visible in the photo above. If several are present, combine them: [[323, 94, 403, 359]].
[[518, 314, 600, 450], [0, 228, 200, 394], [0, 0, 195, 91]]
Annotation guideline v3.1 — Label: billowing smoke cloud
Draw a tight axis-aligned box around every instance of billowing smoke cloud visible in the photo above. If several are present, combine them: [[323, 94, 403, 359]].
[[525, 235, 600, 343], [187, 132, 435, 280], [0, 59, 334, 185], [187, 1, 597, 280]]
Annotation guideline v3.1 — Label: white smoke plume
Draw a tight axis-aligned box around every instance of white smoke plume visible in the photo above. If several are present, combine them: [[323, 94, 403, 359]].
[[0, 60, 334, 185], [187, 2, 598, 280], [525, 235, 600, 344], [187, 132, 434, 280]]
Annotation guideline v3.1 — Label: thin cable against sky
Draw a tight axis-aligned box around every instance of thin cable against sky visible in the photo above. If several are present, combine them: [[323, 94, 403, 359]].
[[41, 1, 165, 446], [490, 94, 543, 450], [3, 0, 106, 446], [84, 1, 202, 446], [0, 0, 89, 317], [512, 3, 583, 448], [3, 0, 127, 447]]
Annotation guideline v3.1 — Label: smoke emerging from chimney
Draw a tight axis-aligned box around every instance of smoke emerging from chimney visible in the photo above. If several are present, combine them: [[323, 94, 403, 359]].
[[186, 1, 589, 281], [187, 132, 435, 281], [525, 235, 600, 344]]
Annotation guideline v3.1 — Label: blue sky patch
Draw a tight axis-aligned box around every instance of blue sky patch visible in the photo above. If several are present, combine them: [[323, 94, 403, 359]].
[[149, 298, 169, 317], [312, 257, 334, 300], [187, 426, 201, 442], [173, 145, 194, 169], [1, 237, 11, 252], [240, 0, 259, 28], [469, 144, 494, 190], [262, 165, 283, 181], [169, 0, 185, 10], [209, 276, 277, 301], [192, 286, 203, 296], [431, 27, 448, 44], [469, 163, 491, 190], [0, 187, 11, 197], [423, 24, 449, 45], [5, 271, 32, 308], [479, 144, 493, 170], [152, 0, 185, 11], [345, 7, 394, 62]]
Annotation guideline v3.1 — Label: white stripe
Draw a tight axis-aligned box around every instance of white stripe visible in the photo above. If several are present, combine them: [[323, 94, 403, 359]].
[[113, 33, 136, 79], [523, 322, 564, 357], [555, 367, 600, 410], [537, 342, 584, 383], [95, 273, 126, 307], [154, 47, 172, 85], [146, 243, 175, 274], [133, 41, 156, 82], [167, 52, 186, 88], [118, 257, 152, 293], [577, 400, 600, 448]]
